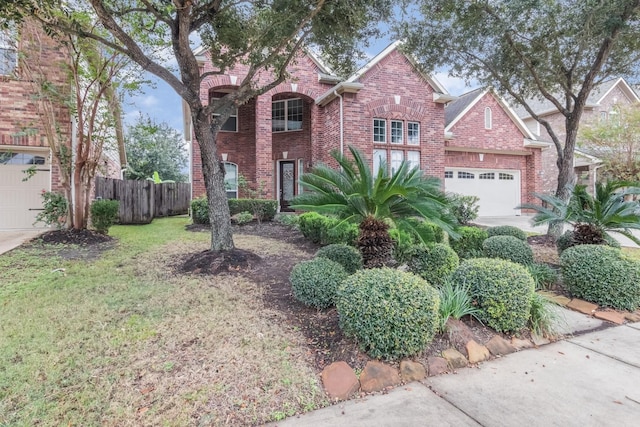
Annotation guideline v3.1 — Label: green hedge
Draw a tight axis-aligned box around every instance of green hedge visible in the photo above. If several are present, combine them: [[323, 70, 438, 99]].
[[290, 258, 348, 309], [450, 226, 488, 259], [298, 212, 358, 245], [452, 258, 535, 333], [482, 235, 534, 265], [486, 225, 528, 241], [337, 268, 440, 359], [90, 199, 119, 234], [561, 245, 640, 311], [191, 197, 278, 225], [408, 243, 459, 288], [316, 244, 363, 274]]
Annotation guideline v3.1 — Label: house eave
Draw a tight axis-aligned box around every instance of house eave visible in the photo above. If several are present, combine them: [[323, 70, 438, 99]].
[[433, 93, 458, 104], [315, 82, 364, 106], [318, 73, 342, 84], [445, 145, 533, 156], [523, 138, 551, 148]]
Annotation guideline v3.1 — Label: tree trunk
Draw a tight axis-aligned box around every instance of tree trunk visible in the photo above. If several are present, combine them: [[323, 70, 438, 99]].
[[549, 116, 580, 237], [192, 107, 235, 251]]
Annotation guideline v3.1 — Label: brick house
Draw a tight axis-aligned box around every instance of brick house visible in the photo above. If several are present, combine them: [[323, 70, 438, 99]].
[[443, 88, 548, 216], [189, 41, 455, 211], [514, 78, 640, 195]]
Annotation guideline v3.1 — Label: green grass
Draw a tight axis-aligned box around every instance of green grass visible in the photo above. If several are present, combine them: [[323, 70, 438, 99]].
[[0, 217, 326, 426]]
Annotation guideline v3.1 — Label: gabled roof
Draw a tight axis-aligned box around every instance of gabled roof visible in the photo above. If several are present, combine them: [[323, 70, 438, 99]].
[[445, 88, 536, 140], [346, 40, 449, 95], [514, 77, 640, 119]]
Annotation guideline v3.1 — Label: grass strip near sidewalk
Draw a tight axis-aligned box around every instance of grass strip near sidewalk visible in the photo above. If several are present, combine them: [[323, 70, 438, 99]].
[[0, 217, 326, 426]]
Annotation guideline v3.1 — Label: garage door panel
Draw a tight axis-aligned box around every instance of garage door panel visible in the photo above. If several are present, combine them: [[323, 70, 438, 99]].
[[445, 168, 520, 217], [0, 154, 50, 229]]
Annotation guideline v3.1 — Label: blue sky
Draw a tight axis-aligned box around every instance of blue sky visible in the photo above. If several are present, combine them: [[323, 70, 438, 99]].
[[122, 37, 473, 137]]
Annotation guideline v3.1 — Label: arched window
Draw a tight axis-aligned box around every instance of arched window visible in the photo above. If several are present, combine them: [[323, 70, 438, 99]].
[[484, 107, 492, 129], [223, 162, 238, 199]]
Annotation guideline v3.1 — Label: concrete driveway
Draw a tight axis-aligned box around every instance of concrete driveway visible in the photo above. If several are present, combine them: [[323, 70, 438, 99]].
[[0, 229, 44, 255]]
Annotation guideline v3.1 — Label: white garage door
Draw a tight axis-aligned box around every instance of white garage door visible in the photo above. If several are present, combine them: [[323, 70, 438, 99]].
[[445, 168, 521, 217], [0, 150, 50, 229]]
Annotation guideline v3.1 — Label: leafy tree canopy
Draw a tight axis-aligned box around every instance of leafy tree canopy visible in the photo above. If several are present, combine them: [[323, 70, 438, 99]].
[[125, 114, 188, 182]]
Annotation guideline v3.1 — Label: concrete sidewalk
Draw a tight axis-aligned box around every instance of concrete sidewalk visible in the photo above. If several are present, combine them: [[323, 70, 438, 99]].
[[0, 229, 44, 255], [270, 323, 640, 426]]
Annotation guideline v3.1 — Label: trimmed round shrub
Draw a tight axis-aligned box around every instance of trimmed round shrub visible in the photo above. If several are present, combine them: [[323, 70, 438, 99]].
[[337, 268, 440, 359], [316, 244, 363, 274], [408, 243, 459, 288], [450, 226, 488, 259], [452, 258, 535, 333], [486, 225, 527, 241], [482, 235, 534, 265], [233, 211, 253, 225], [557, 229, 621, 255], [290, 258, 348, 309], [561, 245, 640, 311]]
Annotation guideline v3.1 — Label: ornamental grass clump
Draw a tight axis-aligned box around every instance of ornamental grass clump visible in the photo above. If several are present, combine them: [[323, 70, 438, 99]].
[[337, 268, 440, 359], [482, 235, 534, 265], [290, 258, 348, 309], [452, 258, 535, 333], [315, 244, 363, 274], [408, 243, 459, 288], [561, 245, 640, 311]]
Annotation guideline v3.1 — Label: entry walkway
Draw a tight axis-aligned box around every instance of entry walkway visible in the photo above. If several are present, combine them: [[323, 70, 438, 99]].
[[0, 229, 43, 255]]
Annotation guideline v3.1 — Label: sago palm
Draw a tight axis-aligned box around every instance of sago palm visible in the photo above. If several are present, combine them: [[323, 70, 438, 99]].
[[519, 181, 640, 245], [291, 146, 457, 268]]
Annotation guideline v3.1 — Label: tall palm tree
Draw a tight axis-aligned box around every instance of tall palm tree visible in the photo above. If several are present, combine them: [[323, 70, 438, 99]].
[[520, 181, 640, 245], [291, 146, 457, 268]]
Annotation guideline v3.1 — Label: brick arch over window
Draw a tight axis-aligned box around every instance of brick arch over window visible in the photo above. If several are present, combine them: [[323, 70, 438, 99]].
[[366, 97, 426, 121], [267, 83, 321, 100]]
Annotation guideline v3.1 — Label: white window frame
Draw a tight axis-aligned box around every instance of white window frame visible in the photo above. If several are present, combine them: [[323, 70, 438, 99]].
[[406, 150, 420, 171], [390, 150, 404, 174], [391, 120, 403, 144], [373, 119, 386, 143], [211, 95, 238, 132], [297, 158, 304, 195], [373, 149, 387, 177], [272, 98, 303, 132], [408, 122, 420, 145], [484, 107, 492, 130], [223, 162, 238, 198], [0, 27, 17, 76]]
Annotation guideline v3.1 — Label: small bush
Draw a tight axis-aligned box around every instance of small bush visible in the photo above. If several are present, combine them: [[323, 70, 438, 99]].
[[561, 245, 640, 311], [34, 190, 68, 229], [190, 197, 209, 224], [390, 228, 415, 264], [557, 229, 621, 255], [290, 258, 348, 309], [298, 212, 330, 244], [316, 244, 363, 274], [337, 268, 440, 359], [233, 211, 254, 225], [228, 199, 277, 222], [450, 226, 488, 259], [527, 263, 558, 290], [407, 218, 445, 244], [452, 258, 535, 333], [323, 220, 359, 246], [273, 213, 299, 227], [482, 235, 534, 265], [437, 280, 481, 333], [408, 243, 459, 288], [486, 225, 527, 241], [90, 199, 119, 234], [529, 291, 560, 339], [447, 193, 480, 225]]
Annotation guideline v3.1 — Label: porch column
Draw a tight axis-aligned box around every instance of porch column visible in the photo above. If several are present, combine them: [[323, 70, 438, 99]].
[[255, 95, 274, 198]]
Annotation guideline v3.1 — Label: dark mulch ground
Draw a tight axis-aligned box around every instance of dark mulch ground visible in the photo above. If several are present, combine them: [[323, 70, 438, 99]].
[[39, 229, 113, 245], [180, 248, 263, 275], [27, 229, 116, 261]]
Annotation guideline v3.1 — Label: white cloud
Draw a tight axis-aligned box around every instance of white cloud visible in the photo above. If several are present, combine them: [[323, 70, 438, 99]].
[[140, 95, 160, 108], [433, 71, 478, 96]]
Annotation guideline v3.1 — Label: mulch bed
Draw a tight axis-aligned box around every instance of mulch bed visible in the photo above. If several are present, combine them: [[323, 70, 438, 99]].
[[39, 228, 113, 245]]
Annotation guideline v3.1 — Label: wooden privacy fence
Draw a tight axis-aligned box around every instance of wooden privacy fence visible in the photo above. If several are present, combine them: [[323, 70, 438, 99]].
[[95, 177, 191, 224]]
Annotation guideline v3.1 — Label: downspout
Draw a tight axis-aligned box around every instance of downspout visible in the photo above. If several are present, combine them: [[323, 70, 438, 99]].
[[334, 90, 344, 156]]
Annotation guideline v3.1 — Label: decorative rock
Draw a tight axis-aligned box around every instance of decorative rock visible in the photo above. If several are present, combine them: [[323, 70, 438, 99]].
[[321, 361, 360, 401], [567, 299, 598, 315], [548, 294, 571, 306], [445, 318, 476, 356], [427, 357, 449, 377], [624, 312, 640, 322], [510, 337, 534, 350], [594, 311, 625, 325], [486, 335, 517, 356], [531, 333, 550, 346], [466, 340, 490, 364], [359, 361, 401, 393], [400, 360, 427, 382], [442, 348, 468, 369]]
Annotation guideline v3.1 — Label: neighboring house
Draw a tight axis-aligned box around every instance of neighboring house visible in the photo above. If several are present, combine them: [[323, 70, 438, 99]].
[[514, 78, 640, 195], [443, 88, 549, 216], [0, 21, 70, 229], [188, 41, 455, 211]]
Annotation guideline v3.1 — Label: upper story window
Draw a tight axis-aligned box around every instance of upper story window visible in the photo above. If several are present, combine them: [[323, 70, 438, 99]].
[[0, 152, 46, 165], [373, 119, 386, 143], [407, 122, 420, 145], [484, 107, 492, 129], [391, 121, 403, 144], [223, 162, 238, 198], [272, 98, 303, 132], [0, 28, 17, 76], [211, 92, 238, 132]]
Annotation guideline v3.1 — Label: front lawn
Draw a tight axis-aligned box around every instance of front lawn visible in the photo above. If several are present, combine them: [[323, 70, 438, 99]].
[[0, 217, 326, 426]]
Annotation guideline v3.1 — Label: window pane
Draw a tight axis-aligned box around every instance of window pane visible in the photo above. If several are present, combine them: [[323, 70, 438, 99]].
[[220, 116, 237, 132], [0, 47, 16, 75], [391, 121, 403, 144], [272, 100, 285, 132], [408, 122, 420, 145], [373, 149, 387, 176], [406, 151, 420, 170], [479, 172, 495, 180], [499, 173, 514, 180], [484, 107, 492, 129], [373, 119, 386, 143], [287, 99, 303, 131], [223, 162, 238, 199], [391, 150, 403, 174], [458, 171, 475, 179], [444, 171, 453, 179]]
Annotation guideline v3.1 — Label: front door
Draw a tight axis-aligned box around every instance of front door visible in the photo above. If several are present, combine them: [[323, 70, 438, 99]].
[[279, 160, 295, 211]]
